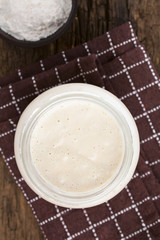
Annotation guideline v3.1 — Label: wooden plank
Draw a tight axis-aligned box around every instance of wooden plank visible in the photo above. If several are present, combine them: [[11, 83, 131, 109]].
[[109, 0, 160, 72], [0, 0, 159, 239]]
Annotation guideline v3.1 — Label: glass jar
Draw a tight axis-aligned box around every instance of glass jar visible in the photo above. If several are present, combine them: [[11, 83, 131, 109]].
[[14, 83, 140, 208]]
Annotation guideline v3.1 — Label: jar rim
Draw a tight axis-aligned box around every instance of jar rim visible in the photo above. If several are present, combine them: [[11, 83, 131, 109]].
[[14, 83, 140, 208]]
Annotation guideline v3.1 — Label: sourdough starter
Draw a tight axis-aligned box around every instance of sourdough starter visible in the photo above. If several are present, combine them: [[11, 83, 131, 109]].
[[30, 100, 124, 192]]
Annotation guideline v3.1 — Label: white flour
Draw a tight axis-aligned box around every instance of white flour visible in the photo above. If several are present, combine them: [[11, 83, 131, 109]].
[[0, 0, 72, 41]]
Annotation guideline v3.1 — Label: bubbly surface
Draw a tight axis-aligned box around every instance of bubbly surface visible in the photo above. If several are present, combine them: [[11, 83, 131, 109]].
[[30, 100, 124, 192]]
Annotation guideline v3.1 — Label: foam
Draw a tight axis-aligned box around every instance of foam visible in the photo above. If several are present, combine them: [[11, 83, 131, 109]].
[[30, 100, 124, 192]]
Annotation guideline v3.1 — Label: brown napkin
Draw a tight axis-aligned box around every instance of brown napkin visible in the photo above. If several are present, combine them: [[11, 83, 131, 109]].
[[0, 22, 160, 240]]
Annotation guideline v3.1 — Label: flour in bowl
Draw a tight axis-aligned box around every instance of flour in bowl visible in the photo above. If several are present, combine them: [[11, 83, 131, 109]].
[[0, 0, 72, 41]]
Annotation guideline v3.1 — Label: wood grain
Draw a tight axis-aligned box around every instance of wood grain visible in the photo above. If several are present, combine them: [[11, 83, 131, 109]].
[[0, 0, 160, 239]]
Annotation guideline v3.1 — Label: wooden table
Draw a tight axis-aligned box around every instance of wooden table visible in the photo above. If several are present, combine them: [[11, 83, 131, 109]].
[[0, 1, 160, 239]]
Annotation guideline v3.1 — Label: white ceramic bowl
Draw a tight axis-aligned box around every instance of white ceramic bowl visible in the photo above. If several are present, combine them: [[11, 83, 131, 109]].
[[14, 83, 140, 208]]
